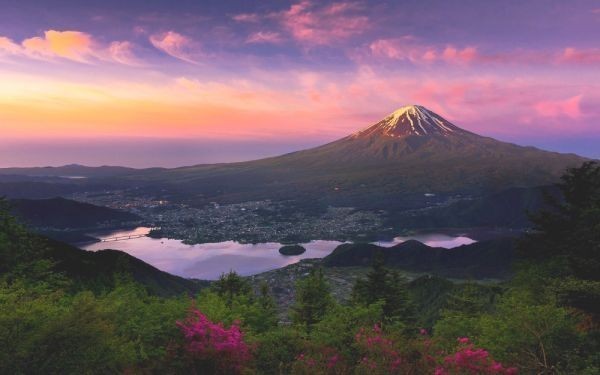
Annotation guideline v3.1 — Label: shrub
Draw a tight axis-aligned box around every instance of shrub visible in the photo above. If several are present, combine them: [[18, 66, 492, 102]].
[[177, 308, 251, 374]]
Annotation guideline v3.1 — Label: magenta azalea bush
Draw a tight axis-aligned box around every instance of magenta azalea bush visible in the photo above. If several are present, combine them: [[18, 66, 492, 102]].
[[175, 309, 520, 375], [435, 337, 518, 375], [354, 324, 404, 373], [290, 325, 519, 375], [177, 308, 251, 373]]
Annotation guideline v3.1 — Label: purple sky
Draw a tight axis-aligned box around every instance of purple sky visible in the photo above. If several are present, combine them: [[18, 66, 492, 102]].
[[0, 0, 598, 167]]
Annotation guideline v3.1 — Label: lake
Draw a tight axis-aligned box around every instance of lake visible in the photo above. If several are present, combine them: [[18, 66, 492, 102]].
[[81, 227, 475, 280]]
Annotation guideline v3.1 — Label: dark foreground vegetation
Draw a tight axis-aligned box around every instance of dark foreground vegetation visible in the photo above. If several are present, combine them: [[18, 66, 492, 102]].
[[1, 163, 599, 374]]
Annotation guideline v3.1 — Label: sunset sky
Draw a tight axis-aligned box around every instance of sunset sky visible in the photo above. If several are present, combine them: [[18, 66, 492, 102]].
[[1, 0, 599, 167]]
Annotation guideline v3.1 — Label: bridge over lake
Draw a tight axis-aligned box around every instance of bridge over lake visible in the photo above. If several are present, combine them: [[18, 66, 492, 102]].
[[99, 227, 160, 242]]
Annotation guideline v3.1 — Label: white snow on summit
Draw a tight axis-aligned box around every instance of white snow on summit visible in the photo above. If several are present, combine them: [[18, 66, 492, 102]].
[[354, 105, 464, 138]]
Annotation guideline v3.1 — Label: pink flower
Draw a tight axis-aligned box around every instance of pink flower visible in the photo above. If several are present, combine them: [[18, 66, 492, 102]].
[[177, 309, 251, 373]]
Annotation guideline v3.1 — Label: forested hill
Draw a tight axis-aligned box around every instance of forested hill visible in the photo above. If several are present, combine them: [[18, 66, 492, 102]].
[[323, 238, 516, 279], [10, 197, 141, 229], [0, 200, 202, 296]]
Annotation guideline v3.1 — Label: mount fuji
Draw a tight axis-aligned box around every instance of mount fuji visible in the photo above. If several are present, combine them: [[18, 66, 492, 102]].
[[139, 104, 586, 208]]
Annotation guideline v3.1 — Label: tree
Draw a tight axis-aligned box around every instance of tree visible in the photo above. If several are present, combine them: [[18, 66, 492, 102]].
[[291, 268, 333, 331], [212, 271, 251, 307], [256, 281, 278, 328], [352, 252, 415, 326], [518, 161, 600, 319]]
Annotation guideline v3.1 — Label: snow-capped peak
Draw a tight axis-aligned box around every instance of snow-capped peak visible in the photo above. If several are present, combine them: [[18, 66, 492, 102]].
[[353, 105, 464, 138]]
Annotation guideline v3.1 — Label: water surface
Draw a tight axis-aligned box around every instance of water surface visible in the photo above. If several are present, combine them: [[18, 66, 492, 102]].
[[82, 227, 475, 279]]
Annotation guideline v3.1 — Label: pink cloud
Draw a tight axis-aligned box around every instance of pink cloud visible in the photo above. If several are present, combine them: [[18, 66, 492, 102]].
[[368, 38, 600, 67], [22, 30, 95, 63], [369, 38, 479, 65], [0, 30, 141, 65], [561, 47, 600, 64], [150, 31, 200, 64], [442, 46, 478, 64], [276, 1, 370, 45], [246, 31, 284, 44], [534, 95, 583, 119], [0, 36, 22, 55], [107, 41, 144, 66], [369, 37, 435, 62]]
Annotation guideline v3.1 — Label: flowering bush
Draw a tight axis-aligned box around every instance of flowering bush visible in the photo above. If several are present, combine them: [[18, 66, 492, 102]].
[[291, 347, 347, 374], [177, 308, 251, 374], [435, 337, 518, 375], [296, 325, 519, 375], [354, 324, 404, 373]]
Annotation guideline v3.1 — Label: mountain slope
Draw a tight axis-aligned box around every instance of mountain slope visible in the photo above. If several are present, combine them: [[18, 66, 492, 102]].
[[43, 238, 204, 296], [135, 105, 585, 208], [0, 164, 144, 178], [323, 238, 516, 279], [10, 197, 141, 229]]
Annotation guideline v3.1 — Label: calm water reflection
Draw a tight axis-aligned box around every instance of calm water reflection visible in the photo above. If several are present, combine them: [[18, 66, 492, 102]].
[[82, 227, 475, 280]]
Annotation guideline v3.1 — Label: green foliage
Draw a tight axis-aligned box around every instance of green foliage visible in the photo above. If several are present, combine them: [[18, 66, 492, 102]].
[[197, 282, 278, 336], [477, 291, 580, 373], [310, 302, 384, 357], [100, 281, 190, 367], [519, 161, 600, 318], [291, 268, 333, 331], [1, 163, 599, 373], [212, 270, 252, 306], [0, 283, 134, 374], [253, 328, 304, 375], [0, 197, 60, 285], [352, 252, 415, 326]]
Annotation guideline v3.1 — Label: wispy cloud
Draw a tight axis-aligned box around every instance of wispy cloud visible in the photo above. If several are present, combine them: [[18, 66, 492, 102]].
[[277, 1, 369, 45], [0, 30, 141, 65], [561, 47, 600, 64], [149, 31, 200, 64], [369, 37, 480, 65], [232, 13, 260, 23], [534, 95, 583, 119], [368, 37, 600, 66], [106, 41, 144, 66], [246, 31, 284, 44], [233, 1, 370, 46]]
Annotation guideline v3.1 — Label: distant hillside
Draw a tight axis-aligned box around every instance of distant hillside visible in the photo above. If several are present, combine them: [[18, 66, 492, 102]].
[[10, 197, 141, 230], [43, 237, 204, 296], [389, 185, 559, 229], [1, 200, 204, 296], [0, 181, 87, 199], [323, 238, 516, 279], [0, 164, 143, 178]]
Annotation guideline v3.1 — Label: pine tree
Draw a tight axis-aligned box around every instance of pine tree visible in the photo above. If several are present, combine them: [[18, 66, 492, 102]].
[[352, 251, 415, 325], [517, 161, 600, 322], [256, 281, 278, 330], [212, 271, 251, 307], [291, 268, 333, 332]]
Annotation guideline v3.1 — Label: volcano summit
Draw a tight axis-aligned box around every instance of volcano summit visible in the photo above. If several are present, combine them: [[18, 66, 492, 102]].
[[353, 105, 468, 138]]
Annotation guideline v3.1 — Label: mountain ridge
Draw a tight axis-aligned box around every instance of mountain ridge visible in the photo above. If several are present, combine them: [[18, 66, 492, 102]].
[[114, 104, 587, 208]]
